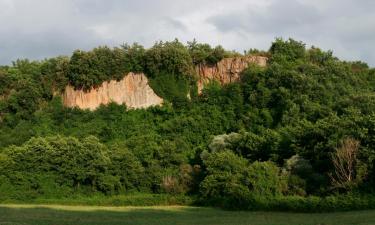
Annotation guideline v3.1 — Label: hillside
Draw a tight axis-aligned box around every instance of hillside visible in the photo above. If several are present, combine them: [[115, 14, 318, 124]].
[[62, 55, 267, 110], [0, 38, 375, 210]]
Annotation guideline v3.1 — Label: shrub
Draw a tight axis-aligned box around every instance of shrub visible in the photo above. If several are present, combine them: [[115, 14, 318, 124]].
[[109, 144, 145, 192], [269, 38, 306, 62], [0, 135, 113, 196], [161, 175, 183, 194], [200, 150, 249, 206], [200, 150, 286, 208], [245, 161, 286, 196], [145, 39, 193, 77]]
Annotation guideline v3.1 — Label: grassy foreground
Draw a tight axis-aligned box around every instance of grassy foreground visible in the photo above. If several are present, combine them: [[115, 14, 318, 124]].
[[0, 204, 374, 225]]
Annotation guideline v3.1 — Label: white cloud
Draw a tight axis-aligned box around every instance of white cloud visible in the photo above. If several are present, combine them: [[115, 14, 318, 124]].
[[0, 0, 373, 66], [0, 0, 14, 13]]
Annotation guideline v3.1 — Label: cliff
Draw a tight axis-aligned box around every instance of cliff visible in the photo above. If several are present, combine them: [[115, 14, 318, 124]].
[[196, 55, 267, 93], [62, 55, 267, 110], [63, 72, 163, 110]]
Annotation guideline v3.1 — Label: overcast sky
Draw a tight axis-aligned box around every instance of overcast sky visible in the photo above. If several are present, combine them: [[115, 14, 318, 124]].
[[0, 0, 374, 66]]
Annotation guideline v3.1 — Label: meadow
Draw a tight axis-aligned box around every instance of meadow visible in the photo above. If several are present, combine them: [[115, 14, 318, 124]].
[[0, 204, 374, 225]]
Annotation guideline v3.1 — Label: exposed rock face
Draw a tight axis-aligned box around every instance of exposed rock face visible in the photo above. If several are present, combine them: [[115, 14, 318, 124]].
[[63, 72, 163, 110], [196, 56, 267, 93], [62, 55, 267, 110]]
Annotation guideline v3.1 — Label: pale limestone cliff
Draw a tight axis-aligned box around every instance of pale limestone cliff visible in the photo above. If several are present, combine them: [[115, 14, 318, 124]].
[[196, 55, 267, 93], [62, 55, 267, 110], [63, 72, 163, 110]]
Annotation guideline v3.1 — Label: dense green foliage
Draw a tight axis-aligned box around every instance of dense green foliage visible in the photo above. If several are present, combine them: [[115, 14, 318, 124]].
[[187, 39, 238, 65], [0, 38, 375, 211]]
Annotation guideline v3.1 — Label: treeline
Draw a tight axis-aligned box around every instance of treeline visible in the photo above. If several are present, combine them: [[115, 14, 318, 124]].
[[0, 40, 238, 123], [0, 38, 375, 210], [68, 40, 238, 90]]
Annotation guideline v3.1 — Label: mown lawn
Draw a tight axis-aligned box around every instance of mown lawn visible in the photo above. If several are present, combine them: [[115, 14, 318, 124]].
[[0, 204, 374, 225]]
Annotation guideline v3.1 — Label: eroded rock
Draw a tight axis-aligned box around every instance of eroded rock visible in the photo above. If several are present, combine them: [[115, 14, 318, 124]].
[[196, 56, 267, 93], [63, 72, 163, 110]]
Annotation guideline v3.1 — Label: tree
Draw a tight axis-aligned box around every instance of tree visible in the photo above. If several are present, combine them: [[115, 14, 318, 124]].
[[109, 145, 145, 191], [200, 150, 249, 203], [187, 40, 212, 65], [121, 43, 146, 73], [145, 39, 193, 77], [329, 137, 363, 189], [245, 161, 286, 197], [269, 38, 306, 62]]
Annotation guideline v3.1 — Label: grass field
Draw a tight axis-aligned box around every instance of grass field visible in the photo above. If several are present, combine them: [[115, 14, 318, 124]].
[[0, 204, 374, 225]]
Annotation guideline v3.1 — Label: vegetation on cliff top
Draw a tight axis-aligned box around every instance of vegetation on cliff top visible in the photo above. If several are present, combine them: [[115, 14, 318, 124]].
[[0, 38, 375, 211]]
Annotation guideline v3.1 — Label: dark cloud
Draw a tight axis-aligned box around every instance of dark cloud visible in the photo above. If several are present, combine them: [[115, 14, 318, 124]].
[[0, 28, 102, 62], [0, 0, 373, 66]]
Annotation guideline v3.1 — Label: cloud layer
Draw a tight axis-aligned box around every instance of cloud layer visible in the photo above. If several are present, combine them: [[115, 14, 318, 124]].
[[0, 0, 374, 66]]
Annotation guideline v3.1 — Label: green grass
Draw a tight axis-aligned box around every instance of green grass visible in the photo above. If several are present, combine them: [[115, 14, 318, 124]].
[[0, 204, 374, 225]]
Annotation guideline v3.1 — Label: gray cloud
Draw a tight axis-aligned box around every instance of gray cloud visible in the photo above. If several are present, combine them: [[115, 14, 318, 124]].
[[0, 0, 374, 67], [208, 1, 322, 34], [207, 0, 375, 66]]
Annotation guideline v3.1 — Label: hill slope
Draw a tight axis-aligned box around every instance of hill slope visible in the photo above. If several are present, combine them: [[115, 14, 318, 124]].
[[0, 38, 374, 210]]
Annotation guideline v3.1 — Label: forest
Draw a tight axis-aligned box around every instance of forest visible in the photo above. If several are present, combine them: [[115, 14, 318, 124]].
[[0, 38, 375, 211]]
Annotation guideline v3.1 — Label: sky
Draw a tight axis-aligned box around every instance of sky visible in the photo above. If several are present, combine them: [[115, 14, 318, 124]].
[[0, 0, 374, 66]]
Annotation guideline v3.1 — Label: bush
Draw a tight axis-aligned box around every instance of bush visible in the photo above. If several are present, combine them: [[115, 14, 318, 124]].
[[145, 39, 193, 77], [200, 150, 250, 206], [200, 194, 375, 212], [269, 38, 306, 62], [148, 71, 190, 106], [187, 41, 230, 65], [0, 136, 114, 197], [161, 175, 183, 194], [109, 145, 145, 192], [245, 161, 286, 197], [200, 150, 286, 208]]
